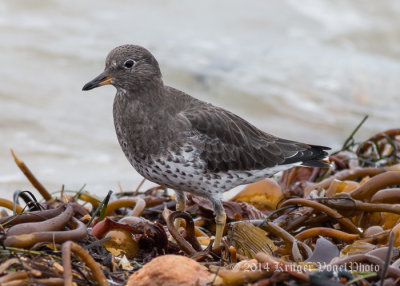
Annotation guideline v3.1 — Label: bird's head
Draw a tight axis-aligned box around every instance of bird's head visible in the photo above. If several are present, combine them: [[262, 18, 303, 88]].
[[82, 45, 162, 92]]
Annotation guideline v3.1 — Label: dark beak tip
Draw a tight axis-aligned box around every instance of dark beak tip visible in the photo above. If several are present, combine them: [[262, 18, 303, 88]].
[[82, 72, 110, 92], [82, 82, 93, 91]]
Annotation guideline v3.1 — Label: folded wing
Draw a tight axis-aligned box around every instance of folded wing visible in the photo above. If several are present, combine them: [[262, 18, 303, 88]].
[[180, 104, 330, 172]]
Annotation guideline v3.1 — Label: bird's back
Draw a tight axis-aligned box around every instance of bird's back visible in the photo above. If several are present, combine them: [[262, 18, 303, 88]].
[[171, 90, 330, 172]]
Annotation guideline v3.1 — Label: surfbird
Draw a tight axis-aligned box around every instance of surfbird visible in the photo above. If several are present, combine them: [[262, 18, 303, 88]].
[[82, 45, 330, 247]]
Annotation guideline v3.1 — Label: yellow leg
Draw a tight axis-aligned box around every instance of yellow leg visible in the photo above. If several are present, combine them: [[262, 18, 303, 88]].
[[211, 198, 226, 248], [214, 211, 227, 247], [174, 191, 186, 229]]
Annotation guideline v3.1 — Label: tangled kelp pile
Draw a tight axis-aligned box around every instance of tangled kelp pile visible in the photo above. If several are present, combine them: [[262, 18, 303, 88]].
[[0, 123, 400, 285]]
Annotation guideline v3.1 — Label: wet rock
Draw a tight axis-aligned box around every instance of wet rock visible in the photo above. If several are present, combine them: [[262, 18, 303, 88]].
[[126, 254, 214, 286]]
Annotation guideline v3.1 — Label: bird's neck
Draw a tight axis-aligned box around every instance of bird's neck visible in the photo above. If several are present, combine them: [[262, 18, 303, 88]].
[[117, 76, 164, 96], [117, 84, 165, 105], [113, 86, 172, 157]]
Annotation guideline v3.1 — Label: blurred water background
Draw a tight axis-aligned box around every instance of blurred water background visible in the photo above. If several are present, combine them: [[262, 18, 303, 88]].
[[1, 0, 399, 199]]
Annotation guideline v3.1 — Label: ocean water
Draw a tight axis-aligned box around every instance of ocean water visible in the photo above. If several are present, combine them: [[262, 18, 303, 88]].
[[1, 0, 399, 199]]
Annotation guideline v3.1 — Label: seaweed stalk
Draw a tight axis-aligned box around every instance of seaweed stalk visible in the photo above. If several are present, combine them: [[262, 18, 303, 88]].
[[62, 241, 109, 286], [332, 115, 368, 155], [10, 149, 52, 201]]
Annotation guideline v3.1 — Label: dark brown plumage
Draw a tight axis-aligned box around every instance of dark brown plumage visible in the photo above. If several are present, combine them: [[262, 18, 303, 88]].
[[183, 104, 330, 172], [82, 44, 330, 247]]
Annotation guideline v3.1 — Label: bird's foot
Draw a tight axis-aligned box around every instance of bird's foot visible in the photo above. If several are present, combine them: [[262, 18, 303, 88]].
[[174, 218, 184, 230], [174, 192, 186, 229]]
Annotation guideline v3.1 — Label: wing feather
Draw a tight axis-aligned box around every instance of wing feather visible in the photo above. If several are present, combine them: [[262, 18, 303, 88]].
[[180, 104, 329, 172]]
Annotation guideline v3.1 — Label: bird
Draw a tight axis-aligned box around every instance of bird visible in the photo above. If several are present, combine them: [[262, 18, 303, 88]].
[[82, 44, 330, 247]]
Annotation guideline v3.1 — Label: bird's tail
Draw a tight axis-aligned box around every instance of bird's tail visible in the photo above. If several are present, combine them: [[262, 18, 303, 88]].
[[300, 145, 331, 168]]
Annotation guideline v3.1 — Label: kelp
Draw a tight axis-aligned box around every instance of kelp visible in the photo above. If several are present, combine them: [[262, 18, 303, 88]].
[[0, 123, 399, 285]]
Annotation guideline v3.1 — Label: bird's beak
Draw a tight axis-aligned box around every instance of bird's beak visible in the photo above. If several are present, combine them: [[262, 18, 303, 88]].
[[82, 72, 113, 91]]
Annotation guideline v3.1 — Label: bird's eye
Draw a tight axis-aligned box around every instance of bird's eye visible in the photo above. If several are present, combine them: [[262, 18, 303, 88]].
[[124, 59, 135, 69]]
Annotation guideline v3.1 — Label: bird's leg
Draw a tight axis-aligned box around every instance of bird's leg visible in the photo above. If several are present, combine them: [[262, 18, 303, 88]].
[[174, 191, 186, 229], [210, 198, 226, 248], [175, 191, 186, 212]]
